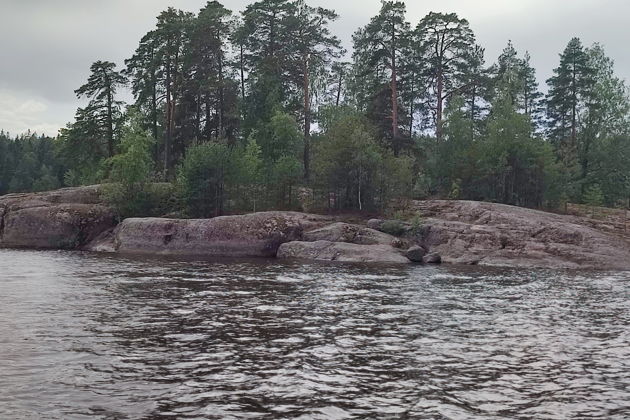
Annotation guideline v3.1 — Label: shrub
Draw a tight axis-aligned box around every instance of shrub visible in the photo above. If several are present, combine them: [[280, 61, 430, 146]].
[[177, 142, 232, 218], [380, 220, 407, 236], [103, 109, 155, 218]]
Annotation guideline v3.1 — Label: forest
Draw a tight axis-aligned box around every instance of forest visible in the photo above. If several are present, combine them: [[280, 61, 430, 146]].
[[1, 0, 629, 218]]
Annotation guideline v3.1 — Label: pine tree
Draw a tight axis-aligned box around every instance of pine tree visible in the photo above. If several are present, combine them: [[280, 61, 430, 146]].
[[74, 61, 127, 158], [520, 52, 544, 131], [125, 30, 162, 143], [546, 38, 594, 152], [240, 0, 298, 135], [352, 1, 410, 146], [580, 43, 630, 185], [155, 8, 195, 177], [184, 1, 236, 141], [289, 0, 342, 180], [414, 12, 477, 141], [240, 0, 296, 83], [493, 41, 522, 106], [461, 45, 491, 141]]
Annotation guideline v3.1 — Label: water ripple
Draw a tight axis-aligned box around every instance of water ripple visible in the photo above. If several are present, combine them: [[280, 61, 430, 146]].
[[0, 249, 628, 419]]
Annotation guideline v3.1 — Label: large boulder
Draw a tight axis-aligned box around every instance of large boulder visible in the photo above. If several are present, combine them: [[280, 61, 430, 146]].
[[0, 186, 116, 250], [277, 240, 410, 264], [110, 212, 329, 258], [405, 245, 427, 262], [303, 222, 398, 246]]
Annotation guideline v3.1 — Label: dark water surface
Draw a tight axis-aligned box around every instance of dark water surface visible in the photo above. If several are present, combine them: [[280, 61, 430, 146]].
[[0, 249, 629, 419]]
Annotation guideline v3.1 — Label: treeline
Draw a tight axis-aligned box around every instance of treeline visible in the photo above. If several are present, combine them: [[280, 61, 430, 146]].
[[0, 131, 61, 195], [2, 0, 630, 216]]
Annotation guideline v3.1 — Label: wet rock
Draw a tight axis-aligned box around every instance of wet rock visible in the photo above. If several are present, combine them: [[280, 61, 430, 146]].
[[84, 229, 116, 253], [422, 252, 442, 264], [405, 245, 427, 262], [277, 240, 410, 264]]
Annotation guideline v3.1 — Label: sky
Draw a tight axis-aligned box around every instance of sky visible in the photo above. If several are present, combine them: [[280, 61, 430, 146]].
[[1, 0, 629, 137]]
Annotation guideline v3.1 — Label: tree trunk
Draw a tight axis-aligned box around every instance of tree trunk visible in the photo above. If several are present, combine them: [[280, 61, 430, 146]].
[[171, 48, 180, 172], [205, 94, 212, 140], [218, 29, 225, 139], [436, 69, 444, 141], [195, 90, 201, 141], [390, 24, 399, 143], [106, 84, 114, 158], [336, 68, 343, 107], [164, 56, 172, 177], [409, 71, 415, 137], [470, 85, 477, 142], [151, 69, 158, 142], [571, 59, 578, 147], [303, 55, 311, 181], [240, 43, 246, 101]]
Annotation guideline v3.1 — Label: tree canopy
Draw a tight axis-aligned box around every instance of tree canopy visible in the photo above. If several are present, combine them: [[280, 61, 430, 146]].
[[4, 1, 630, 214]]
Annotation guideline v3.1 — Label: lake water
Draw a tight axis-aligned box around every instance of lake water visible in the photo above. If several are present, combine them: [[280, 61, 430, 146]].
[[0, 249, 629, 419]]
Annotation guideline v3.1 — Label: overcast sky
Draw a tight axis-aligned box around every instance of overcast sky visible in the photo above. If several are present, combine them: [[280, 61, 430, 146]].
[[1, 0, 629, 136]]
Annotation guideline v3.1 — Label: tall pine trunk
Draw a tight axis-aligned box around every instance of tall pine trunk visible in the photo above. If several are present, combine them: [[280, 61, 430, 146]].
[[240, 43, 245, 101], [303, 55, 311, 181], [390, 23, 399, 143], [218, 28, 225, 139], [106, 85, 114, 158], [436, 70, 444, 141], [164, 56, 172, 177], [336, 69, 343, 107]]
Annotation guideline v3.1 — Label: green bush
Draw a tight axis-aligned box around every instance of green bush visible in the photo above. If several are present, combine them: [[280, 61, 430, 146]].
[[177, 142, 233, 218], [103, 109, 155, 217], [380, 220, 407, 236]]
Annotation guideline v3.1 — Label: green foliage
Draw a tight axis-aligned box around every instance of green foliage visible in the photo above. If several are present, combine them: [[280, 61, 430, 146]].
[[546, 38, 594, 148], [231, 137, 264, 211], [313, 108, 411, 211], [448, 179, 462, 200], [270, 156, 302, 205], [177, 142, 233, 218], [32, 165, 60, 192], [103, 110, 157, 217], [473, 90, 561, 207], [410, 214, 424, 234], [351, 1, 410, 141], [75, 61, 127, 158], [0, 132, 62, 195], [5, 3, 630, 224], [582, 184, 604, 207], [380, 220, 407, 237], [413, 12, 477, 140], [266, 111, 303, 162]]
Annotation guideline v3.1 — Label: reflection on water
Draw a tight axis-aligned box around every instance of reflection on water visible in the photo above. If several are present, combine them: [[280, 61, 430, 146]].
[[0, 249, 629, 419]]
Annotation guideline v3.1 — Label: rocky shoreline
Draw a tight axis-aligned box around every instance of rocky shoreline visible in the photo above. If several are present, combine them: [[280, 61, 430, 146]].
[[1, 186, 629, 270]]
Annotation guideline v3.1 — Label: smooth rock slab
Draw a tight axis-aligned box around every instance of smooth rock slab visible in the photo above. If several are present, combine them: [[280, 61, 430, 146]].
[[112, 212, 329, 258], [412, 199, 630, 269], [0, 186, 115, 249], [277, 240, 410, 264], [303, 222, 397, 246]]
